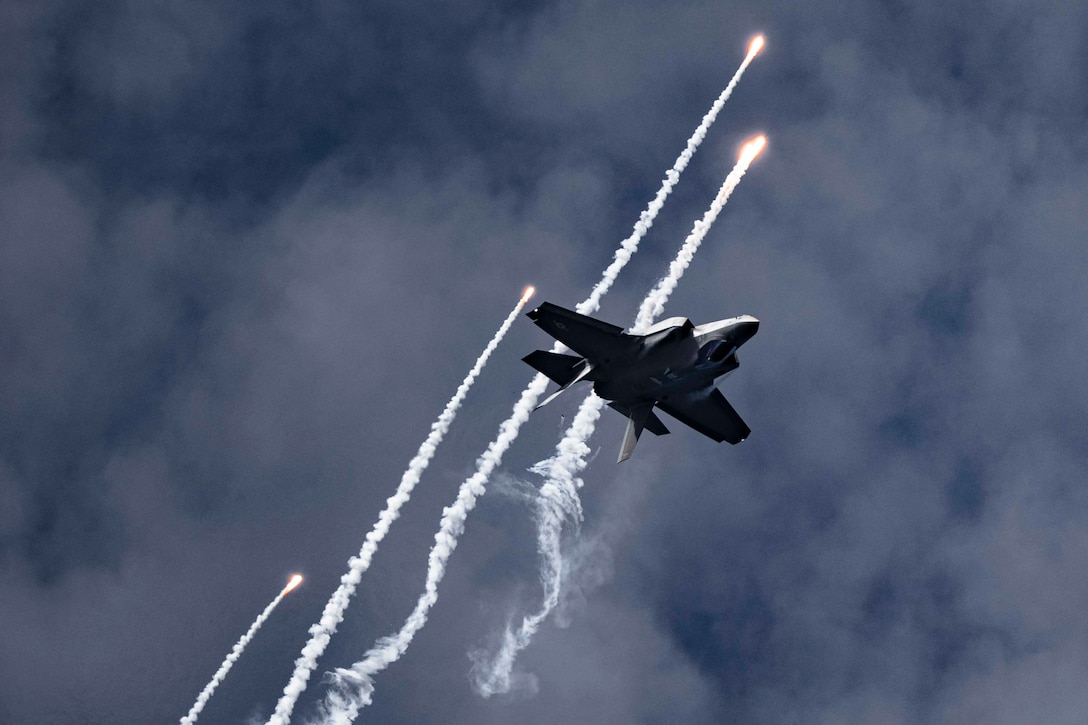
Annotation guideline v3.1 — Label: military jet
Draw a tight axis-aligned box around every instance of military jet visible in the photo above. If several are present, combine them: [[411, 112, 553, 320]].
[[524, 302, 759, 462]]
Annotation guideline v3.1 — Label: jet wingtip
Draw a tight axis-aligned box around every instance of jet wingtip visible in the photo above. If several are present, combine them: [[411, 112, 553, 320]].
[[526, 300, 558, 318]]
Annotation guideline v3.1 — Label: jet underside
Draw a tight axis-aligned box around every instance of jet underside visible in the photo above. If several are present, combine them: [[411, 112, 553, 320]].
[[524, 301, 759, 461]]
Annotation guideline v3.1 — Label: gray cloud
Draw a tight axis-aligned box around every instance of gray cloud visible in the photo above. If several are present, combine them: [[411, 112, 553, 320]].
[[2, 0, 1087, 723]]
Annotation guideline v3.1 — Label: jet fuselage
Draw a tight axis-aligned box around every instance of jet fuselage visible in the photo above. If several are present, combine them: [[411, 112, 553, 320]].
[[523, 301, 759, 461], [589, 316, 758, 404]]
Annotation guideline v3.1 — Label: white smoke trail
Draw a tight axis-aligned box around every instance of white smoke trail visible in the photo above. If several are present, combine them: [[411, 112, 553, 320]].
[[575, 35, 763, 318], [471, 135, 768, 697], [633, 135, 766, 332], [182, 575, 302, 725], [266, 289, 534, 725], [314, 372, 551, 724], [311, 51, 767, 724]]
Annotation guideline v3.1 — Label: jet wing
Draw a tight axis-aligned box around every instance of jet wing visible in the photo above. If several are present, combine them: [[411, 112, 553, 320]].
[[656, 387, 750, 444], [527, 302, 631, 361]]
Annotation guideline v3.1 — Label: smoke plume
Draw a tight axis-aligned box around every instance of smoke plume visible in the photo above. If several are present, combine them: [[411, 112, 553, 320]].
[[182, 576, 301, 724], [266, 290, 533, 725], [311, 52, 765, 724], [470, 137, 767, 697]]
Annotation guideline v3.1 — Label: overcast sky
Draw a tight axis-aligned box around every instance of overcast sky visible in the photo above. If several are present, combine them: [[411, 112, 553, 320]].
[[2, 1, 1087, 723]]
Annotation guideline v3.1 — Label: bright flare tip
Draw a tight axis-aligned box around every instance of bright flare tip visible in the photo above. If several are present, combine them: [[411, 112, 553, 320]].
[[747, 35, 765, 58], [739, 134, 767, 164], [521, 286, 536, 303], [284, 574, 303, 594]]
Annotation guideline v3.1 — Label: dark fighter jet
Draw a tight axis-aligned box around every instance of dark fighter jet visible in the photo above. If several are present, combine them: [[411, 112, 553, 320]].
[[524, 302, 759, 462]]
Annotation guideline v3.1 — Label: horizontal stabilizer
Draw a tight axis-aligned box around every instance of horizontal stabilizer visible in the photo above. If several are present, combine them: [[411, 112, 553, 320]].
[[523, 350, 585, 386], [608, 402, 669, 436], [657, 387, 750, 444], [525, 350, 596, 409], [645, 411, 670, 436]]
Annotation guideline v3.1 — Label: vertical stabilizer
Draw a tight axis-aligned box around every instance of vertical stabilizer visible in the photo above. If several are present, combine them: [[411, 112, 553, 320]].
[[618, 403, 655, 462]]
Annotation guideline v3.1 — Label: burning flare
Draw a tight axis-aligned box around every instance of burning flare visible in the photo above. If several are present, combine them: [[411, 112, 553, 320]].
[[181, 577, 301, 725], [747, 35, 765, 59], [739, 134, 767, 164], [521, 285, 537, 304]]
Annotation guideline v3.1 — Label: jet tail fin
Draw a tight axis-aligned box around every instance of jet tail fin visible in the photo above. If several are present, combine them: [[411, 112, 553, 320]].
[[618, 403, 655, 463]]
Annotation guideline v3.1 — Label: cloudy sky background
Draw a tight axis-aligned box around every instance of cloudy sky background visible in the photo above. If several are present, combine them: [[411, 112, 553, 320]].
[[2, 1, 1087, 723]]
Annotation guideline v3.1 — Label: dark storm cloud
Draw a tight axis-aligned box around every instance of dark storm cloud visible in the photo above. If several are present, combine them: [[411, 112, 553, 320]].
[[38, 1, 391, 200], [35, 0, 559, 203], [464, 1, 1088, 723], [3, 0, 1088, 723]]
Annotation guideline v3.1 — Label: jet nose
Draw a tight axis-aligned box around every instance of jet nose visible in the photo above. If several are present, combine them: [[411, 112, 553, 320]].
[[736, 315, 759, 344]]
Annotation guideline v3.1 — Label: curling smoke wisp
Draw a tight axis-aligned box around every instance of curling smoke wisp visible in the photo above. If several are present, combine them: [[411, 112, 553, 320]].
[[316, 372, 553, 724], [471, 134, 768, 697], [313, 42, 765, 722], [266, 289, 533, 725], [181, 575, 302, 725]]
